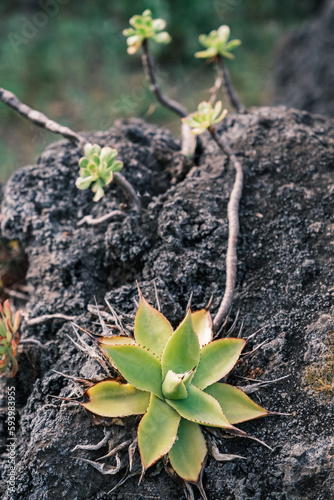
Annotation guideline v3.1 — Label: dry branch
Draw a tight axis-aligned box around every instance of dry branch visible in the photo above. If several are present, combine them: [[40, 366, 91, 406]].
[[219, 58, 246, 113], [141, 40, 188, 119], [0, 87, 85, 145]]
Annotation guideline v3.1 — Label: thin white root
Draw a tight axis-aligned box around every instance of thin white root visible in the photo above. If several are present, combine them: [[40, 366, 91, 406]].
[[77, 455, 122, 475], [97, 439, 132, 461], [211, 128, 244, 334], [24, 313, 75, 326], [77, 210, 126, 227], [72, 430, 112, 452], [208, 438, 246, 461], [238, 375, 290, 394]]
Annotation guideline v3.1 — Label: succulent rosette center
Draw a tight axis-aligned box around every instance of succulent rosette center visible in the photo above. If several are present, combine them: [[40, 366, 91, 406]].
[[76, 143, 123, 202], [78, 294, 269, 485]]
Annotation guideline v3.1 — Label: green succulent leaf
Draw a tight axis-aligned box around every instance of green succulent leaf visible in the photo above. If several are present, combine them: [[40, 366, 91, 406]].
[[191, 309, 213, 347], [81, 380, 150, 417], [161, 310, 200, 379], [193, 338, 246, 390], [90, 144, 101, 156], [152, 32, 171, 44], [98, 336, 135, 347], [166, 384, 235, 429], [110, 160, 123, 172], [225, 39, 242, 51], [124, 10, 171, 54], [75, 176, 93, 190], [79, 157, 89, 169], [101, 344, 163, 398], [98, 336, 135, 370], [194, 24, 241, 60], [205, 383, 268, 424], [152, 18, 166, 31], [194, 48, 217, 59], [138, 394, 180, 469], [181, 101, 228, 136], [134, 295, 173, 359], [100, 146, 117, 164], [169, 419, 207, 483], [92, 183, 105, 202], [77, 143, 123, 201]]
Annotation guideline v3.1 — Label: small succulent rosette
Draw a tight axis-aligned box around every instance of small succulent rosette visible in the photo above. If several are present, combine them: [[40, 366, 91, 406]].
[[182, 101, 228, 135], [0, 300, 22, 377], [76, 295, 270, 485], [76, 143, 123, 202], [195, 25, 241, 59], [123, 9, 171, 54]]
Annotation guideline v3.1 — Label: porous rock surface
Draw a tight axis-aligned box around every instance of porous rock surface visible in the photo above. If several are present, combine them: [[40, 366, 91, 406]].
[[0, 106, 333, 499], [274, 0, 334, 117]]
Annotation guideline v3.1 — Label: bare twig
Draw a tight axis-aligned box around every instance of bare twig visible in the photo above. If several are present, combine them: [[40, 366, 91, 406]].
[[210, 127, 243, 333], [3, 287, 29, 301], [141, 40, 197, 158], [219, 57, 246, 113], [77, 210, 127, 227], [0, 87, 141, 215], [141, 40, 187, 118], [209, 63, 224, 105], [0, 87, 85, 146]]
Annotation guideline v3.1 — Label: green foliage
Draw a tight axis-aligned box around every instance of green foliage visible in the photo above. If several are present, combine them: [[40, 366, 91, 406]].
[[76, 143, 123, 202], [79, 294, 269, 485], [182, 101, 228, 135], [195, 25, 241, 60], [0, 2, 316, 180], [0, 299, 22, 377], [123, 9, 171, 54]]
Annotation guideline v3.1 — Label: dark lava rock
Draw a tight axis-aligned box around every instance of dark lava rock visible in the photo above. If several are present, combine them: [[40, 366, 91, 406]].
[[274, 0, 334, 117], [0, 107, 333, 499]]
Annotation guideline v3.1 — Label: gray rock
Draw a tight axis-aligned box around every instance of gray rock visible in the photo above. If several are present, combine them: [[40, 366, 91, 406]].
[[0, 107, 333, 499], [274, 0, 334, 117]]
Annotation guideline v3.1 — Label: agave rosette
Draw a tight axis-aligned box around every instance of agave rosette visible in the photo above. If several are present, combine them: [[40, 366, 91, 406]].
[[0, 300, 22, 377], [78, 295, 268, 483], [182, 101, 228, 135], [76, 143, 123, 202], [123, 9, 171, 55], [195, 25, 241, 60]]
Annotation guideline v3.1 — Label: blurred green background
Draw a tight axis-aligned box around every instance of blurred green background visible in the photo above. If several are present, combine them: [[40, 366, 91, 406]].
[[0, 0, 321, 182]]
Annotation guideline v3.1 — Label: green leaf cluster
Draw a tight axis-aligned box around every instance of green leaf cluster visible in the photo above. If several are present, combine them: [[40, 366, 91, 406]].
[[0, 299, 22, 377], [182, 101, 228, 135], [123, 9, 171, 54], [80, 296, 268, 484], [195, 25, 241, 60], [76, 143, 123, 202]]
